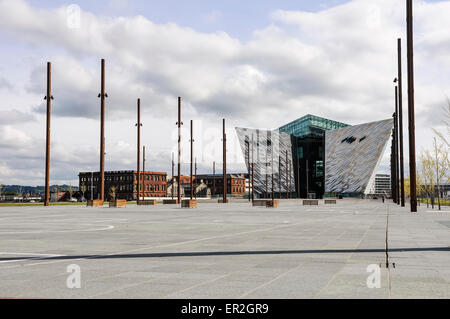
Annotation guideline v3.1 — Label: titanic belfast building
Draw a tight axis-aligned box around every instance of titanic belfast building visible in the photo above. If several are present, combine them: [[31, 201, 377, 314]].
[[235, 114, 393, 199]]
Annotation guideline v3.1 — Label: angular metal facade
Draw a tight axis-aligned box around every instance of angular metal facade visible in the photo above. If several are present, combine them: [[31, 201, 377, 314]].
[[324, 119, 393, 194], [235, 127, 295, 197]]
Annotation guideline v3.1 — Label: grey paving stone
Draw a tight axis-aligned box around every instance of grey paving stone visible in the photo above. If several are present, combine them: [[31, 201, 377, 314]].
[[0, 199, 448, 298]]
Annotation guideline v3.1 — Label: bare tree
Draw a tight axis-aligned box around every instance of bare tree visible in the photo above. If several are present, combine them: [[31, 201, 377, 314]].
[[432, 99, 450, 147], [432, 137, 449, 210], [431, 100, 450, 206], [405, 174, 426, 205], [419, 150, 435, 208]]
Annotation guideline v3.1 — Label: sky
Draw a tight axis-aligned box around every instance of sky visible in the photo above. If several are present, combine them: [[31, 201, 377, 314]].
[[0, 0, 448, 186]]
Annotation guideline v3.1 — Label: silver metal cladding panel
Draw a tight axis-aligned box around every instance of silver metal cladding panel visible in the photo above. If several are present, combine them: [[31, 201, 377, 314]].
[[325, 119, 393, 194], [235, 127, 295, 196]]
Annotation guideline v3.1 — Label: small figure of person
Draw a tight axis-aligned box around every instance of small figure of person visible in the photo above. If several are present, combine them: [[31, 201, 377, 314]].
[[382, 195, 385, 203]]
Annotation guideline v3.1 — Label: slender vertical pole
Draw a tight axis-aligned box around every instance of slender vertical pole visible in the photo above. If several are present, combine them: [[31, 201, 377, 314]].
[[171, 152, 174, 199], [434, 138, 441, 210], [407, 0, 417, 212], [391, 134, 395, 200], [223, 119, 227, 203], [256, 130, 260, 198], [265, 151, 268, 198], [306, 159, 309, 197], [251, 133, 254, 202], [395, 87, 400, 204], [44, 62, 52, 206], [285, 150, 288, 199], [278, 155, 281, 199], [288, 160, 292, 199], [136, 98, 141, 204], [247, 137, 250, 202], [251, 163, 255, 201], [99, 59, 106, 201], [143, 145, 146, 200], [190, 120, 193, 200], [398, 38, 405, 207], [271, 135, 274, 204], [177, 97, 182, 203], [297, 156, 300, 199], [392, 112, 397, 204], [213, 161, 216, 197], [195, 157, 197, 199]]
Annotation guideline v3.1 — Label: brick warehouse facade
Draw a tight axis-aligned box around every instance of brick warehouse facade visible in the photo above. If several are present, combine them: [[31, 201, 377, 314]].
[[79, 170, 167, 201], [195, 174, 246, 197], [167, 174, 247, 198]]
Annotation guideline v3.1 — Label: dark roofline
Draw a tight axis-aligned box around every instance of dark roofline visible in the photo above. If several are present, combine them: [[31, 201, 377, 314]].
[[79, 170, 166, 175]]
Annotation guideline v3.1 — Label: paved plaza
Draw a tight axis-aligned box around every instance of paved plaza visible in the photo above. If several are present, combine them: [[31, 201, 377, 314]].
[[0, 199, 448, 298]]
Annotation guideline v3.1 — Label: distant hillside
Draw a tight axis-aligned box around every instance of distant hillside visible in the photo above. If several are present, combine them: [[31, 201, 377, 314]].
[[0, 185, 78, 195]]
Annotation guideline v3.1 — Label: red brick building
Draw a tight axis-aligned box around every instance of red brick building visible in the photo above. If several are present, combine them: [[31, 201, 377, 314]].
[[167, 174, 246, 198], [195, 174, 246, 197], [79, 170, 167, 201]]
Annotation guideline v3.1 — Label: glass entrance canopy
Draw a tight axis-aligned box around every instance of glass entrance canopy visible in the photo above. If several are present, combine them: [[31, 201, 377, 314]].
[[279, 114, 349, 138]]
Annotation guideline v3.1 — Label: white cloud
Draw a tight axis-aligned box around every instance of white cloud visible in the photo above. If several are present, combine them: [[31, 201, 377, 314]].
[[0, 110, 35, 124]]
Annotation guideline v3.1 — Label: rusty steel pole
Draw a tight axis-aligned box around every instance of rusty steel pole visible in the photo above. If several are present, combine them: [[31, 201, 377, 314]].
[[44, 62, 52, 206], [194, 158, 197, 198], [136, 98, 141, 204], [247, 137, 250, 202], [306, 159, 309, 197], [398, 38, 406, 207], [288, 159, 292, 199], [251, 133, 255, 202], [297, 156, 300, 199], [171, 152, 174, 199], [213, 161, 216, 197], [177, 97, 182, 203], [406, 0, 417, 212], [285, 150, 288, 199], [265, 151, 268, 198], [271, 165, 274, 203], [99, 59, 107, 201], [278, 155, 281, 199], [391, 131, 395, 200], [190, 120, 193, 200], [271, 138, 274, 204], [251, 162, 255, 201], [223, 119, 227, 203], [392, 110, 397, 204], [142, 145, 146, 200], [395, 87, 400, 204]]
